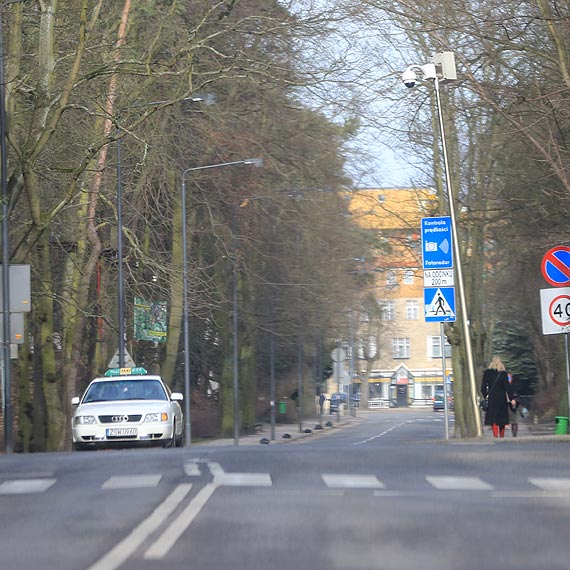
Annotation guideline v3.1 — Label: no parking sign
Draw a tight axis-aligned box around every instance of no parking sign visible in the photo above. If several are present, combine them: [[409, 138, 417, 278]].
[[541, 246, 570, 287]]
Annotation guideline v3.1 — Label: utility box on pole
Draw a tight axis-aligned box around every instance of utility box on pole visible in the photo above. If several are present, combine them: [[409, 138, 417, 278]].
[[432, 52, 457, 83], [0, 264, 31, 312]]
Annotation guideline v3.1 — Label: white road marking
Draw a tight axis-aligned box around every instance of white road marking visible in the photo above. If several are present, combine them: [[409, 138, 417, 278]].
[[353, 421, 410, 445], [0, 478, 56, 494], [184, 462, 201, 476], [426, 476, 494, 491], [86, 483, 192, 570], [529, 478, 570, 491], [207, 461, 272, 487], [322, 474, 385, 489], [144, 483, 217, 560], [102, 474, 162, 490], [215, 473, 272, 486]]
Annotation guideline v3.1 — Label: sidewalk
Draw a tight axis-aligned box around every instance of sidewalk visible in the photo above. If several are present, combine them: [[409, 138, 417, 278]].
[[480, 417, 570, 441], [192, 413, 361, 447]]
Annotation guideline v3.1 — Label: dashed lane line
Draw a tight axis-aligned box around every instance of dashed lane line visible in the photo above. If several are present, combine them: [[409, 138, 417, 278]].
[[352, 421, 410, 445]]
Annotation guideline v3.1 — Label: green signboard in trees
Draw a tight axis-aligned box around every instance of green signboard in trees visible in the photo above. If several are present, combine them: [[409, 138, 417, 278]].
[[133, 297, 168, 343]]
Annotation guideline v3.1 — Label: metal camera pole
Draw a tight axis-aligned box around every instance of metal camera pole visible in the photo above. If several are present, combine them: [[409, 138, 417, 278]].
[[432, 71, 482, 437]]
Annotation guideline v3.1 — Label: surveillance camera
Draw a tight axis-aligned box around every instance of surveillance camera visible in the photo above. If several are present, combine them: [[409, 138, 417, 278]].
[[402, 68, 417, 88]]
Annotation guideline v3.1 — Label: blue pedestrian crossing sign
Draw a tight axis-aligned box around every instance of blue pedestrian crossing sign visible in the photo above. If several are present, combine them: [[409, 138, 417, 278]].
[[424, 287, 456, 322], [421, 217, 453, 270]]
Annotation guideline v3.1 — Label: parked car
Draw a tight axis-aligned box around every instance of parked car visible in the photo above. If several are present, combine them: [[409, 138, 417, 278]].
[[433, 388, 454, 412], [351, 393, 361, 408], [71, 367, 184, 450], [329, 393, 347, 413]]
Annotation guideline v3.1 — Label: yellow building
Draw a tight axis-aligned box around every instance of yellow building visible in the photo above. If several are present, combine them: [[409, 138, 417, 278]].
[[344, 188, 452, 408]]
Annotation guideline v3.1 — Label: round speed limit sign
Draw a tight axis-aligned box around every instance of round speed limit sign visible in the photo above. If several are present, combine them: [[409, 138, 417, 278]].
[[541, 287, 570, 335], [550, 294, 570, 326]]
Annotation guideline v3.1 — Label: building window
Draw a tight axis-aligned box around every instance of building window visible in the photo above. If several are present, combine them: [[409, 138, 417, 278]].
[[368, 336, 377, 358], [393, 338, 410, 359], [386, 270, 397, 286], [381, 300, 395, 321], [405, 300, 418, 320], [357, 336, 378, 359], [403, 270, 414, 284], [429, 336, 452, 358], [369, 382, 383, 399]]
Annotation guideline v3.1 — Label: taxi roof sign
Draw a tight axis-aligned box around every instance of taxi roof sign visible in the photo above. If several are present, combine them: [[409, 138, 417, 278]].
[[104, 367, 148, 377]]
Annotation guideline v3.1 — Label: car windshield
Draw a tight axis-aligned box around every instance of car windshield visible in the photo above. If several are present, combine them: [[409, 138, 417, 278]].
[[82, 379, 167, 403]]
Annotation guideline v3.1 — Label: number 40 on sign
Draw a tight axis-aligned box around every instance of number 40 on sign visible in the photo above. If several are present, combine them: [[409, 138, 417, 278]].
[[540, 287, 570, 335]]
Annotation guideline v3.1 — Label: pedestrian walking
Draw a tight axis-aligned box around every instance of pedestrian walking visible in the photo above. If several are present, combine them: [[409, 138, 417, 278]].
[[481, 356, 516, 438], [507, 373, 522, 437]]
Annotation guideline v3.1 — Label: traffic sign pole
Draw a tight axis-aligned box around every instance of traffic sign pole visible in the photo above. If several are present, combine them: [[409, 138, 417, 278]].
[[540, 246, 570, 420], [566, 334, 570, 427], [331, 346, 346, 422], [441, 323, 450, 441], [422, 213, 480, 437]]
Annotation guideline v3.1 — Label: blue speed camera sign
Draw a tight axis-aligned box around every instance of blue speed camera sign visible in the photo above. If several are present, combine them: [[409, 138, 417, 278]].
[[421, 217, 453, 270]]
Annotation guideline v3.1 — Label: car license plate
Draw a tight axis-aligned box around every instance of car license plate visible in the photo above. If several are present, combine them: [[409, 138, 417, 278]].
[[106, 428, 137, 438]]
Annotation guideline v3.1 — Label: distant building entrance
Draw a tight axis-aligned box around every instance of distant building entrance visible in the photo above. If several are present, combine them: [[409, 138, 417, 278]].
[[396, 385, 408, 407]]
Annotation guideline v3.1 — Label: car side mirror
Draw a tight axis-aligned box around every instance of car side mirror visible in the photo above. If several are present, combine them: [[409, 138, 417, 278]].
[[71, 397, 80, 405], [170, 392, 183, 401]]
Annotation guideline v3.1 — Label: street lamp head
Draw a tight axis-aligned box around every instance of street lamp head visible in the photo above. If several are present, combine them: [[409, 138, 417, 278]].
[[188, 93, 216, 106], [243, 158, 263, 168]]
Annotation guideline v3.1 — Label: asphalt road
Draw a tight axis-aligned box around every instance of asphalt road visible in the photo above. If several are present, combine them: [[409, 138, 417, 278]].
[[2, 409, 570, 570]]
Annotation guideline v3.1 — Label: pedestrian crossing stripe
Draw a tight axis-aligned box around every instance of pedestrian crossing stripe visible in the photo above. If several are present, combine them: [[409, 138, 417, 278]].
[[5, 474, 570, 495], [102, 474, 162, 489], [426, 476, 493, 491], [424, 286, 456, 322], [322, 474, 385, 489], [0, 478, 56, 494], [529, 478, 570, 491]]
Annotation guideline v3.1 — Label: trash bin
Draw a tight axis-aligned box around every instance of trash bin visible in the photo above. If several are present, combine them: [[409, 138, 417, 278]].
[[278, 401, 287, 414], [555, 416, 568, 435]]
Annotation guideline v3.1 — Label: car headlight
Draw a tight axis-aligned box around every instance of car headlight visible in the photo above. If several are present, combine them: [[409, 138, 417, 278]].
[[75, 415, 96, 425], [144, 412, 168, 423]]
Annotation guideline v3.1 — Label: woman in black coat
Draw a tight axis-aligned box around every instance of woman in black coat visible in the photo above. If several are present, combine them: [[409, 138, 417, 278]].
[[481, 356, 515, 438]]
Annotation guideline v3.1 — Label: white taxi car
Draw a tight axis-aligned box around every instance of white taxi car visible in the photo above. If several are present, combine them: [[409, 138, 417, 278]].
[[71, 367, 184, 450]]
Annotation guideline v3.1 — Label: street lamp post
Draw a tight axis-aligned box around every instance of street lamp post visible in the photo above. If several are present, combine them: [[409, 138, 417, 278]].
[[0, 11, 12, 454], [402, 52, 482, 436], [181, 158, 262, 447], [116, 94, 215, 368]]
